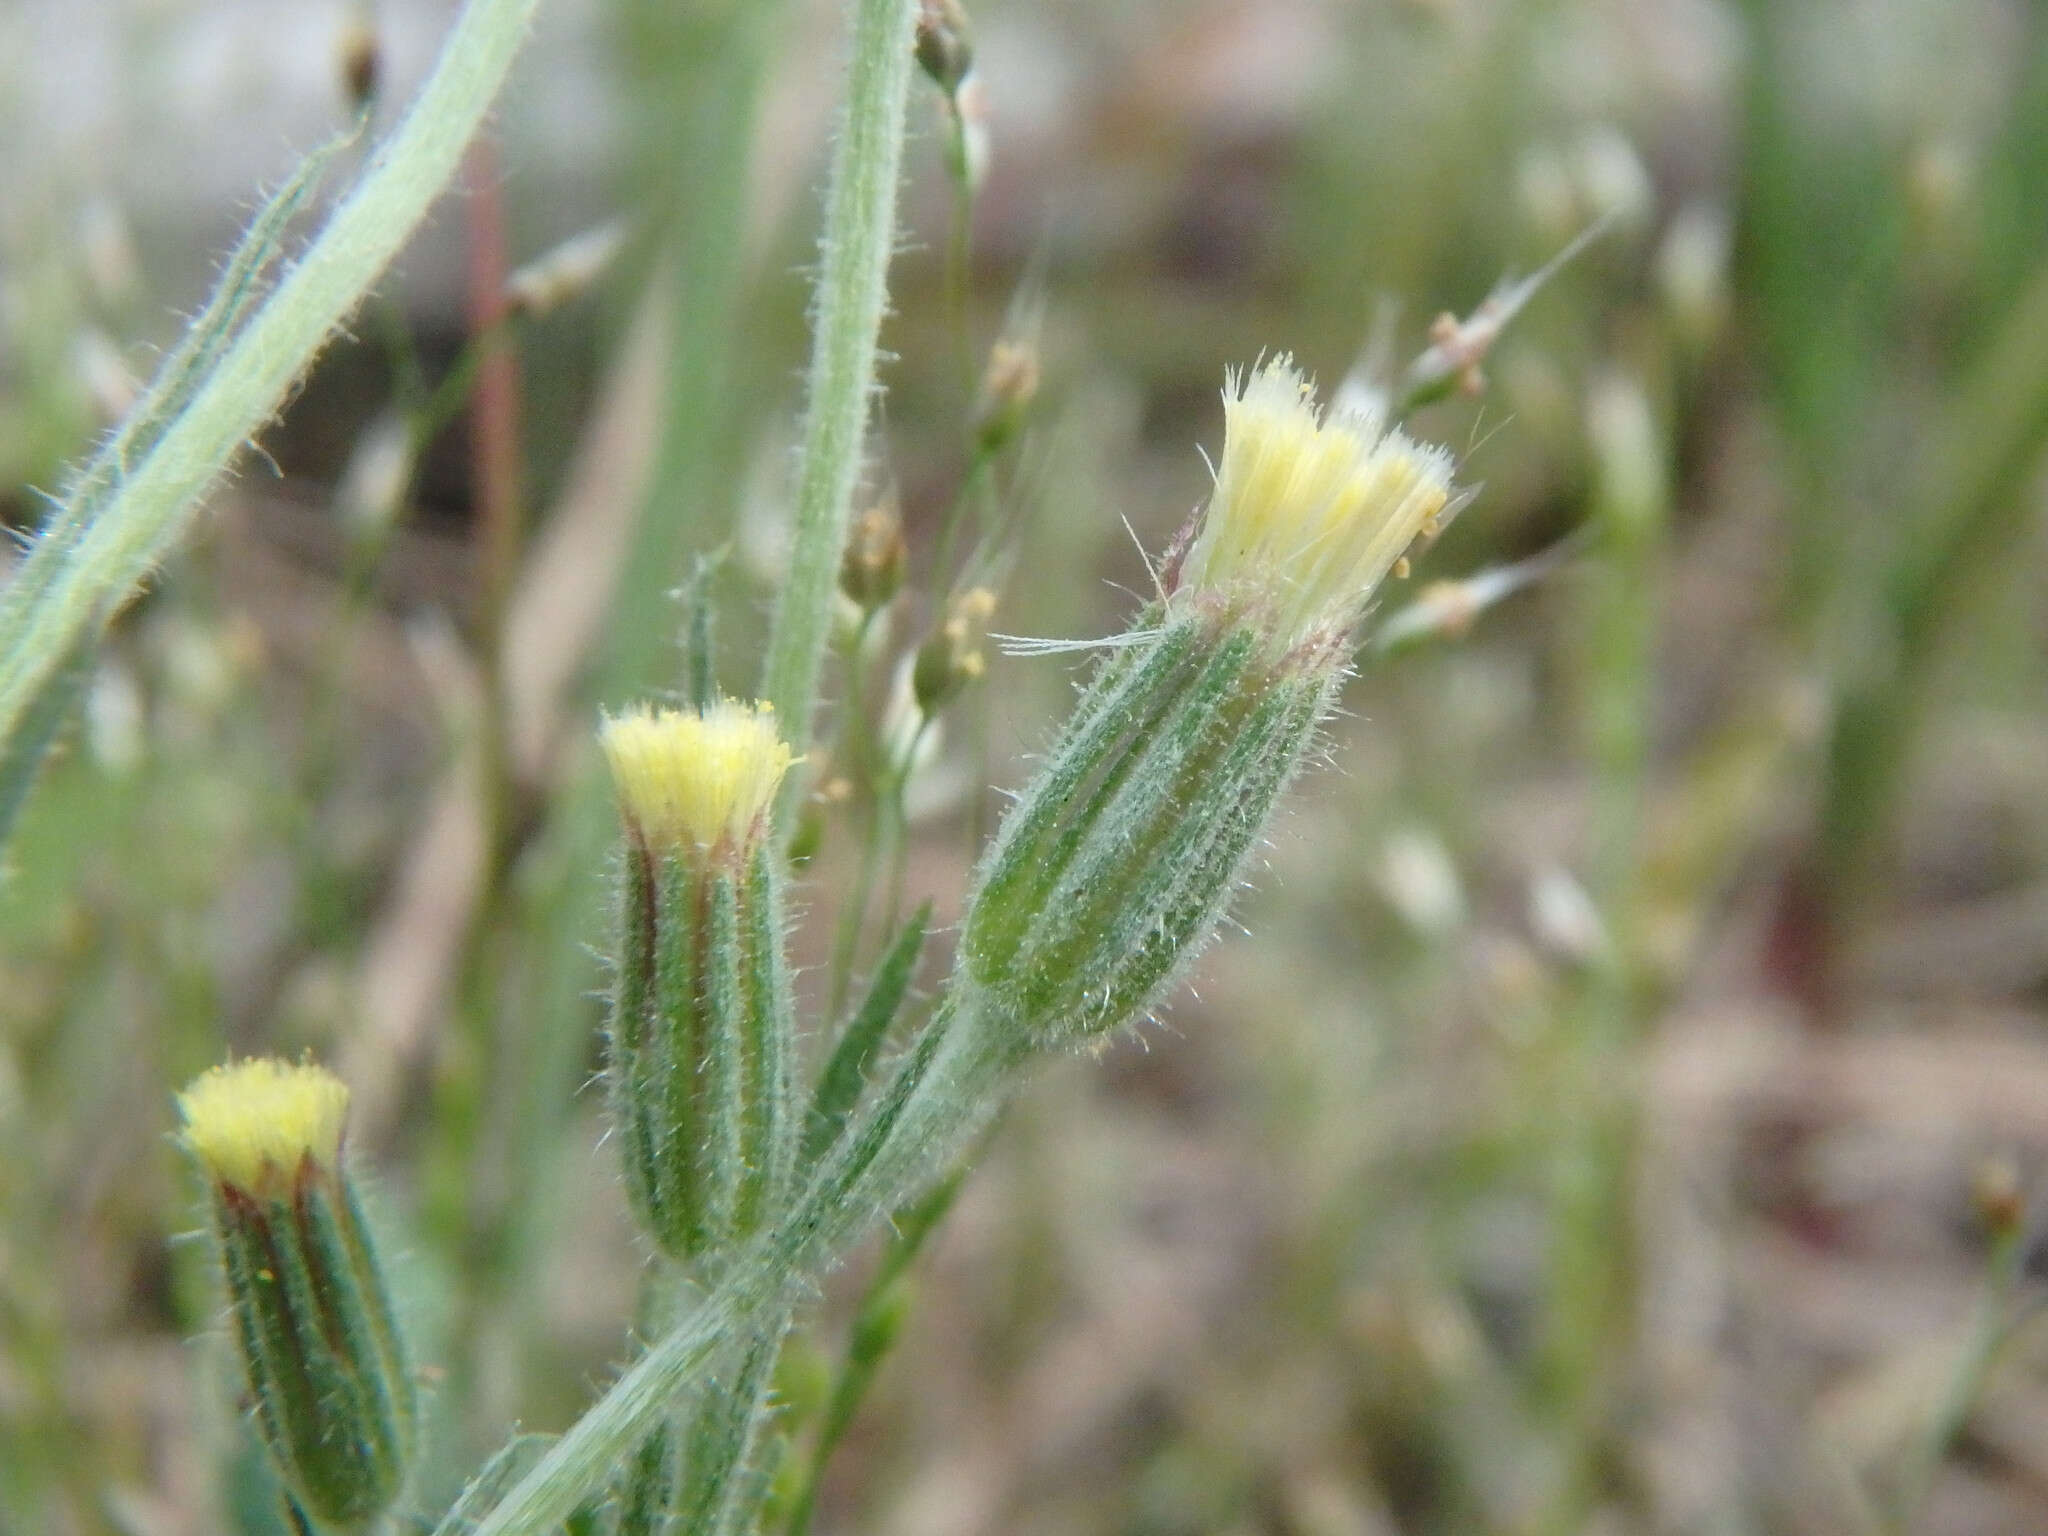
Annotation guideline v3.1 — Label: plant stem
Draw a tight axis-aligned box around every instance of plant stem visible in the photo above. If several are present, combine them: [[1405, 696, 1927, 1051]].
[[1818, 254, 2048, 946], [1538, 376, 1667, 1534], [759, 0, 922, 761], [927, 444, 994, 595], [0, 0, 541, 789], [1890, 1219, 2032, 1535], [825, 609, 885, 1017], [676, 1311, 794, 1536], [942, 105, 977, 396], [783, 1167, 966, 1536], [466, 134, 525, 883], [602, 5, 781, 699], [463, 1001, 1022, 1536]]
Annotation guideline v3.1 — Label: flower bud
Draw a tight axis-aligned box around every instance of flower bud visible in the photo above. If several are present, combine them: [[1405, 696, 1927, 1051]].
[[912, 587, 997, 716], [959, 619, 1331, 1047], [600, 703, 799, 1266], [839, 500, 907, 611], [335, 409, 416, 547], [959, 358, 1459, 1049], [1175, 357, 1456, 650], [972, 338, 1041, 456], [1655, 202, 1730, 356], [337, 15, 380, 114], [503, 220, 626, 321], [1586, 373, 1665, 547], [1972, 1155, 2025, 1239], [914, 0, 974, 98], [178, 1060, 414, 1531], [953, 72, 992, 196]]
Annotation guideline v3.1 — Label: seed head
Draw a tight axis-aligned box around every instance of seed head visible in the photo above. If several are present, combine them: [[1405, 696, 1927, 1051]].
[[600, 702, 796, 856], [178, 1059, 349, 1198], [1177, 356, 1455, 647]]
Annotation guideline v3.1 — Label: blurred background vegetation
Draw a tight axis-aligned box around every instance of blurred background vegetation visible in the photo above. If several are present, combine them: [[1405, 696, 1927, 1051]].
[[4, 0, 2048, 1532]]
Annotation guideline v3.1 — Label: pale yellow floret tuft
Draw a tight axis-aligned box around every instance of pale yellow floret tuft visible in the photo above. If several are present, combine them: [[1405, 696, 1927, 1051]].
[[1179, 355, 1456, 643], [599, 701, 797, 853], [178, 1059, 349, 1195]]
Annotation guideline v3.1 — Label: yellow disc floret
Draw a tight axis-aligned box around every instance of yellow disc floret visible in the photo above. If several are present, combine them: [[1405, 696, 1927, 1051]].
[[599, 701, 797, 853], [178, 1059, 350, 1196], [1178, 356, 1456, 643]]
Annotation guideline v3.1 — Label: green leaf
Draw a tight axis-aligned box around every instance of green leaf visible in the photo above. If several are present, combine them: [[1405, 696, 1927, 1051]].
[[0, 0, 541, 852], [803, 901, 930, 1165], [676, 545, 731, 710], [0, 633, 94, 853], [432, 1436, 561, 1536]]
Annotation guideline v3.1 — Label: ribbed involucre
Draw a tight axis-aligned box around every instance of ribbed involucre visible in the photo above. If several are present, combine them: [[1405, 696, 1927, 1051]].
[[609, 837, 795, 1266], [960, 609, 1335, 1051], [213, 1162, 415, 1530]]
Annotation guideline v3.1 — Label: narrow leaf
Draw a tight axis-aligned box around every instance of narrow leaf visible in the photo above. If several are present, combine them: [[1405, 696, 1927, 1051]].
[[0, 634, 95, 851], [676, 545, 730, 710], [432, 1435, 561, 1536], [803, 902, 930, 1165]]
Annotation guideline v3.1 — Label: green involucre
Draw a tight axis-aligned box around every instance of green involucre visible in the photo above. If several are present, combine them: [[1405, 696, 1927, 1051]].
[[609, 839, 795, 1264], [212, 1168, 415, 1530], [960, 612, 1335, 1049]]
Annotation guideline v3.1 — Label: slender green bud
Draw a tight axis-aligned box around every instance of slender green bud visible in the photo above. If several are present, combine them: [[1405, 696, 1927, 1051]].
[[960, 357, 1459, 1049], [600, 702, 800, 1266], [178, 1059, 414, 1532]]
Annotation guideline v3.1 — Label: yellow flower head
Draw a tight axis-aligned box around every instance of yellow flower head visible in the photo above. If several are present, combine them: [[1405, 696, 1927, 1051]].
[[1178, 356, 1456, 643], [178, 1058, 349, 1197], [599, 701, 796, 854]]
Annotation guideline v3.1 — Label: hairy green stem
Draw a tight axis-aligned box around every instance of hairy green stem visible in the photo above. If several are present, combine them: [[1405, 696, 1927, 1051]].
[[0, 0, 540, 810], [783, 1168, 966, 1536], [463, 1004, 1020, 1536], [675, 1312, 793, 1536], [759, 0, 921, 759]]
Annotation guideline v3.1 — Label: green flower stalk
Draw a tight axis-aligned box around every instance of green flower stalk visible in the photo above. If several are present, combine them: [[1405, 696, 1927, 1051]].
[[807, 353, 1460, 1225], [956, 355, 1457, 1050], [600, 702, 800, 1266], [445, 363, 1465, 1536], [178, 1059, 414, 1532]]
